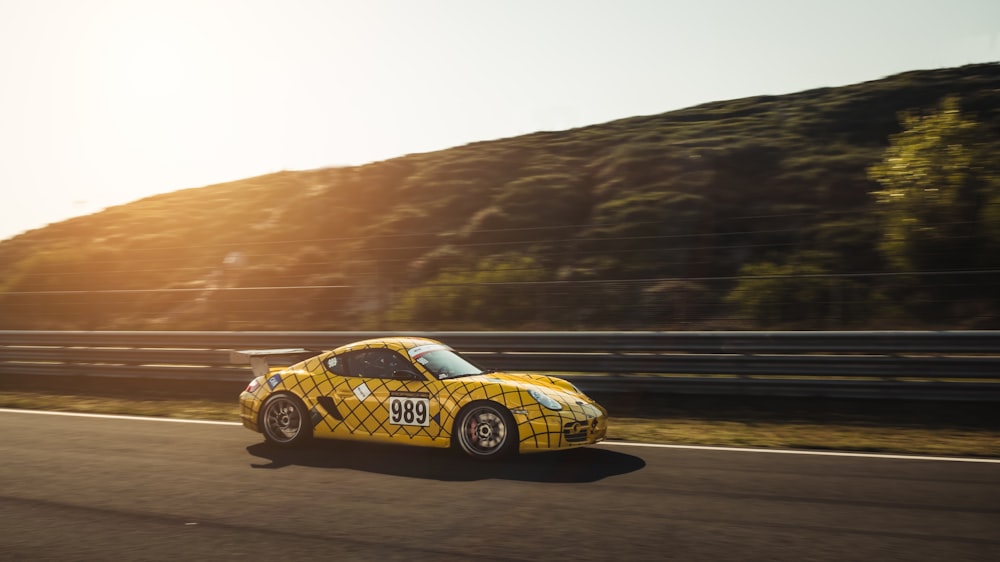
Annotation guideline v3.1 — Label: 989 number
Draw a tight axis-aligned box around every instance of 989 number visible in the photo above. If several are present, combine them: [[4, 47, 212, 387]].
[[389, 396, 430, 427]]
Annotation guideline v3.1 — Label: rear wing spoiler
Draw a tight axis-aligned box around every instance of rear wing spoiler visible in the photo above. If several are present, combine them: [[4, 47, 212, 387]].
[[230, 348, 321, 378]]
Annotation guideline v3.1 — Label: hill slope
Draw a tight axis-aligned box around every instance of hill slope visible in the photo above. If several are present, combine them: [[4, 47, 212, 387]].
[[2, 63, 999, 330]]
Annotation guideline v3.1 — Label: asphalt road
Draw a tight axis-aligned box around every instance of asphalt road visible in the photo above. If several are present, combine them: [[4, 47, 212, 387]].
[[1, 409, 998, 561]]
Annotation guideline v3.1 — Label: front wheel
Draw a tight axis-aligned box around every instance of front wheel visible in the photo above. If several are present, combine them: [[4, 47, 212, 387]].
[[454, 401, 518, 460], [260, 393, 312, 446]]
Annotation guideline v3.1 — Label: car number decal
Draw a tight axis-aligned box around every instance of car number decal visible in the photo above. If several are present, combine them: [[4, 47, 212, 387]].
[[389, 396, 430, 427]]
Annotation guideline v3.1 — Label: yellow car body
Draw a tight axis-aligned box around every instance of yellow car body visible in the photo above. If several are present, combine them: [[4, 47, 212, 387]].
[[239, 337, 608, 459]]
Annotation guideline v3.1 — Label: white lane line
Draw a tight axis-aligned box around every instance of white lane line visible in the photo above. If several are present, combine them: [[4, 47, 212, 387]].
[[2, 408, 997, 464], [0, 408, 242, 426], [600, 440, 1000, 464]]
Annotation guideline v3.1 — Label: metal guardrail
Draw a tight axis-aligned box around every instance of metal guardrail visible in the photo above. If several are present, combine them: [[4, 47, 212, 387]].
[[1, 330, 999, 400]]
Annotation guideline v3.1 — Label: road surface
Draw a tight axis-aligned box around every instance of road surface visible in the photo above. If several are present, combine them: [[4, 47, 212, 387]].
[[1, 409, 997, 561]]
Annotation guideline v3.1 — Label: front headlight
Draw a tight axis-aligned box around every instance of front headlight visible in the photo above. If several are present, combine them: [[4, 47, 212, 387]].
[[528, 389, 563, 411]]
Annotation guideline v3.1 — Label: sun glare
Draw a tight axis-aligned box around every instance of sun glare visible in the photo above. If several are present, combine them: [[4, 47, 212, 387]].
[[69, 1, 390, 193]]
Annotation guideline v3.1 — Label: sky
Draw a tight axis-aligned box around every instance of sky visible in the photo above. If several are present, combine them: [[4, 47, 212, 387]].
[[1, 0, 998, 241]]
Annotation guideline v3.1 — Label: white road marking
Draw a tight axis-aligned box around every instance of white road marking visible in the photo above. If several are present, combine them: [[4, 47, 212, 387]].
[[0, 407, 241, 426], [600, 440, 1000, 464], [1, 407, 997, 464]]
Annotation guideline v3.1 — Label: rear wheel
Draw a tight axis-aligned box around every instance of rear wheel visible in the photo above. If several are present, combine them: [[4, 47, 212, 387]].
[[454, 401, 518, 460], [260, 393, 312, 446]]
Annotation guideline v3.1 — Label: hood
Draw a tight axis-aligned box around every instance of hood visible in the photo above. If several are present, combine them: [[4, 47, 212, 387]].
[[447, 371, 588, 401]]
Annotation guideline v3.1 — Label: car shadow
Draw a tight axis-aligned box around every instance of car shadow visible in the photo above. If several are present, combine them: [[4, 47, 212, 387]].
[[245, 440, 645, 483]]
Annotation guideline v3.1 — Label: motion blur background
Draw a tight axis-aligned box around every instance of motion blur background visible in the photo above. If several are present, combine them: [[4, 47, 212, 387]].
[[1, 0, 998, 331]]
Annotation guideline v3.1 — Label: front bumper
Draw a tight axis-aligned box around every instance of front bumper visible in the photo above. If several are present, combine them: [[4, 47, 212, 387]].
[[518, 401, 608, 452]]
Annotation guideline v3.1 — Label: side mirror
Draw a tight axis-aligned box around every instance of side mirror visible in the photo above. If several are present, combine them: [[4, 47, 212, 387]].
[[392, 369, 421, 381]]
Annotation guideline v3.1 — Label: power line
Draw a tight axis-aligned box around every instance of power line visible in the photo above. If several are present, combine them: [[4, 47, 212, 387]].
[[2, 269, 996, 296]]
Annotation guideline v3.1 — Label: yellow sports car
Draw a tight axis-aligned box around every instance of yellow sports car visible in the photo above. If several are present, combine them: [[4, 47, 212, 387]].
[[239, 337, 608, 459]]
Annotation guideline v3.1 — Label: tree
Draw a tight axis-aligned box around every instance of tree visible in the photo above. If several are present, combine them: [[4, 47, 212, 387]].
[[867, 96, 999, 272], [387, 254, 548, 329], [724, 259, 844, 327], [867, 96, 1000, 325]]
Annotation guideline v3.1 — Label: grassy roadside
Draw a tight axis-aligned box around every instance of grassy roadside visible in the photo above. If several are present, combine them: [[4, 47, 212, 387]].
[[3, 390, 998, 458], [607, 416, 1000, 457]]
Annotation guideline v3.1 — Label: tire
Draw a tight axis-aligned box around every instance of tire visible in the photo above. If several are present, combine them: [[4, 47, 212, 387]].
[[259, 393, 312, 446], [454, 401, 518, 460]]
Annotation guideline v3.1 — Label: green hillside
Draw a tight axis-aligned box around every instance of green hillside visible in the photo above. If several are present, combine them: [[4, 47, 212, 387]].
[[2, 63, 999, 330]]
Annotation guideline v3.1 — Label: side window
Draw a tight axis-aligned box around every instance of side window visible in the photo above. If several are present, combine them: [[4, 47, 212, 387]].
[[323, 354, 348, 376], [346, 348, 411, 379]]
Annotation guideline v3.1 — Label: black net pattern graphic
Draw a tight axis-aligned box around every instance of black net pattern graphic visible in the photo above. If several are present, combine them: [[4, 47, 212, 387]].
[[242, 337, 608, 450]]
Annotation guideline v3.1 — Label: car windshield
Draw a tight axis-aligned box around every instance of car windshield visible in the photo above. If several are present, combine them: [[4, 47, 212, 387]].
[[410, 346, 487, 380]]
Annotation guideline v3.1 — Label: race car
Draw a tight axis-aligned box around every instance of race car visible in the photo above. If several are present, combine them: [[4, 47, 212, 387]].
[[239, 336, 608, 459]]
